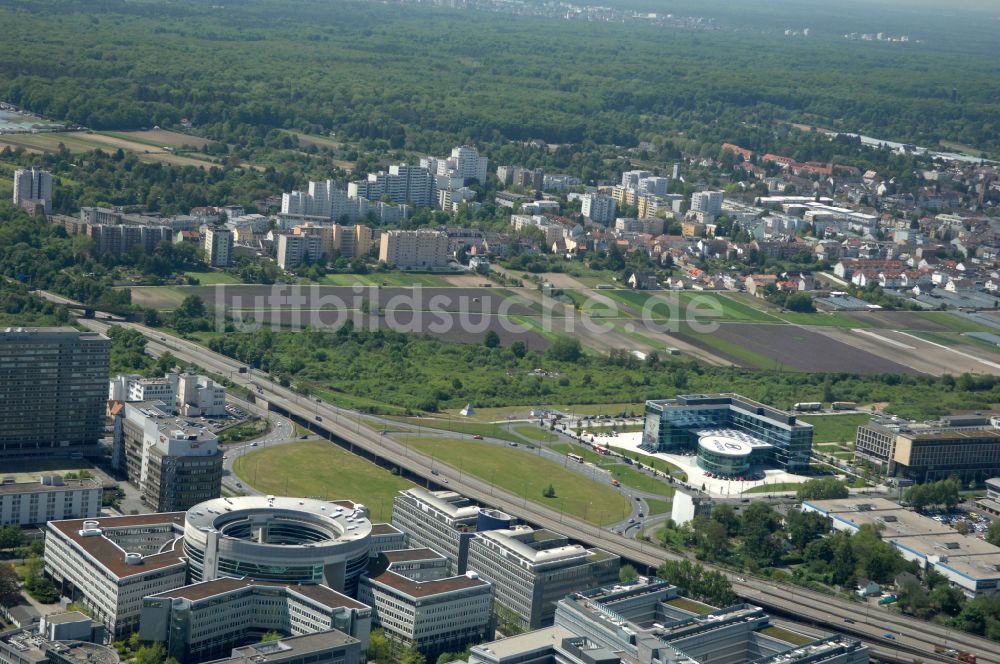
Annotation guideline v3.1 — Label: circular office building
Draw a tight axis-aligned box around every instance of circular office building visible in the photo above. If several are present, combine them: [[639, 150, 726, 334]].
[[184, 496, 372, 595], [697, 433, 754, 477]]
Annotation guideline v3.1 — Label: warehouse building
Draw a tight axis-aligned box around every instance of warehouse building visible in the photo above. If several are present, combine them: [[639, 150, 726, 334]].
[[802, 497, 1000, 598]]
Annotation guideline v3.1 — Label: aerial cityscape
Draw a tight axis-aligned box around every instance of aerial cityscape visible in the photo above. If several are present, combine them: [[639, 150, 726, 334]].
[[1, 1, 1000, 664]]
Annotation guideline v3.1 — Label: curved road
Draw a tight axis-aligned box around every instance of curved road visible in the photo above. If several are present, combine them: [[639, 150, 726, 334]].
[[50, 302, 999, 664]]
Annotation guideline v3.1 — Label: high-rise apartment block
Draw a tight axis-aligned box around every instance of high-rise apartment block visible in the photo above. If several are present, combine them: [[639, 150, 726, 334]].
[[690, 190, 725, 222], [277, 233, 324, 269], [620, 169, 652, 189], [0, 476, 101, 527], [13, 166, 53, 214], [204, 227, 233, 267], [0, 327, 109, 460], [378, 230, 449, 269], [581, 193, 617, 224]]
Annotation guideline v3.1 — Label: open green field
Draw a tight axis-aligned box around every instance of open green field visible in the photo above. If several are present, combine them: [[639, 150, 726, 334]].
[[798, 414, 870, 443], [513, 425, 558, 443], [232, 440, 413, 521], [771, 310, 869, 328], [645, 498, 673, 516], [319, 272, 454, 287], [387, 416, 531, 445], [605, 464, 676, 498], [184, 270, 242, 285], [405, 436, 631, 525], [610, 447, 687, 479], [915, 312, 999, 335], [552, 442, 607, 465], [743, 482, 804, 494], [440, 402, 642, 422], [128, 286, 189, 310], [677, 322, 776, 369]]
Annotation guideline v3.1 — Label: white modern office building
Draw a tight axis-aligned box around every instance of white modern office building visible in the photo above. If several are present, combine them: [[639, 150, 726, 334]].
[[184, 496, 373, 596], [140, 577, 372, 664], [466, 526, 619, 630], [391, 488, 514, 574], [359, 548, 493, 656], [0, 476, 101, 527], [45, 513, 189, 640]]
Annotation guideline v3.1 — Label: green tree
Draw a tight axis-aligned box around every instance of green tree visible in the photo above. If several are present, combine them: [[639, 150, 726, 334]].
[[0, 564, 20, 607], [546, 337, 582, 363], [177, 294, 207, 319], [785, 509, 831, 551], [796, 477, 849, 501], [740, 502, 781, 566], [619, 563, 639, 583], [260, 631, 283, 643], [367, 629, 393, 664], [0, 525, 24, 550], [986, 520, 1000, 547], [483, 330, 500, 348]]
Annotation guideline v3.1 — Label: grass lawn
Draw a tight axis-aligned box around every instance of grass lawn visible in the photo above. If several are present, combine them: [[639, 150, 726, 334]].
[[405, 437, 631, 525], [551, 442, 608, 465], [610, 447, 687, 479], [308, 386, 409, 415], [232, 440, 413, 521], [759, 626, 815, 646], [218, 418, 272, 444], [605, 464, 676, 497], [772, 311, 869, 328], [743, 482, 803, 494], [513, 425, 558, 443], [915, 312, 998, 335], [319, 272, 453, 287], [666, 597, 715, 615], [798, 414, 870, 443], [440, 402, 643, 422], [184, 270, 242, 285], [645, 498, 673, 516], [387, 416, 531, 445]]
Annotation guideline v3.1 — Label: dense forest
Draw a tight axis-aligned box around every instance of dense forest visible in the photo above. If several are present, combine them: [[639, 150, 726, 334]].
[[0, 0, 998, 157]]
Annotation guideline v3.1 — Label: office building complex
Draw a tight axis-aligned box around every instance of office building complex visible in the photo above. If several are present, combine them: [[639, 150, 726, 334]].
[[803, 497, 1000, 598], [642, 394, 814, 473], [277, 233, 324, 268], [855, 416, 1000, 484], [140, 577, 371, 664], [690, 190, 724, 222], [466, 526, 619, 630], [204, 227, 233, 267], [202, 632, 362, 664], [378, 230, 449, 269], [184, 496, 373, 595], [109, 371, 225, 417], [581, 193, 617, 224], [470, 578, 868, 664], [359, 549, 493, 656], [13, 167, 53, 214], [0, 628, 120, 664], [108, 374, 175, 404], [0, 476, 101, 527], [0, 328, 109, 461], [391, 488, 514, 574], [115, 400, 223, 512], [45, 513, 189, 640]]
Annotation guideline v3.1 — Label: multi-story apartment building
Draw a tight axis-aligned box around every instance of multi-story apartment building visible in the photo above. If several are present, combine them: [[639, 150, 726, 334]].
[[615, 217, 665, 235], [116, 400, 223, 512], [466, 526, 619, 630], [581, 193, 616, 224], [0, 477, 101, 527], [0, 327, 109, 461], [277, 233, 324, 269], [359, 549, 492, 656], [856, 416, 1000, 484], [45, 513, 189, 640], [512, 167, 544, 191], [637, 175, 670, 197], [140, 578, 371, 664], [391, 488, 505, 574], [13, 167, 53, 214], [205, 227, 233, 267], [691, 190, 724, 222], [621, 170, 652, 189], [378, 230, 449, 269], [642, 394, 814, 473], [349, 165, 435, 208]]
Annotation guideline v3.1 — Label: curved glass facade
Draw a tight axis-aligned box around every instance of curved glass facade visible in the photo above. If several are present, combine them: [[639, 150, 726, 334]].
[[696, 448, 750, 476]]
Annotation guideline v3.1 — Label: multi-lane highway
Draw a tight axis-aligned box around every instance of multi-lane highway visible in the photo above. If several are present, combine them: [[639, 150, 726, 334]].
[[54, 302, 1000, 664]]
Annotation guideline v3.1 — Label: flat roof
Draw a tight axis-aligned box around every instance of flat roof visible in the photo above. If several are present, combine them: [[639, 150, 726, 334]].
[[471, 625, 574, 659], [382, 548, 444, 563], [0, 478, 101, 495], [48, 513, 187, 579], [215, 631, 358, 664], [371, 523, 402, 536], [186, 496, 372, 544], [147, 576, 367, 609], [365, 553, 490, 599], [43, 611, 90, 625]]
